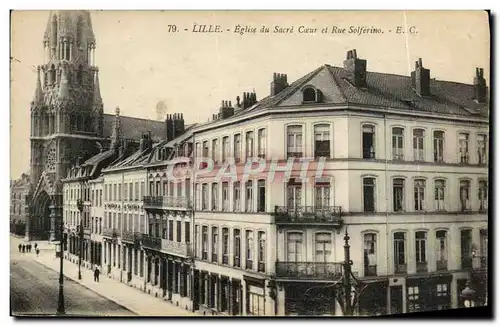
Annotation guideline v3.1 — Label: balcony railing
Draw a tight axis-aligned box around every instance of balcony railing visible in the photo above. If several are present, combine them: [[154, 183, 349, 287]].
[[436, 260, 448, 271], [160, 239, 192, 257], [275, 262, 343, 280], [142, 234, 161, 250], [394, 263, 407, 274], [364, 265, 377, 277], [103, 228, 118, 238], [273, 206, 343, 225], [143, 196, 192, 210], [122, 230, 135, 243], [416, 261, 428, 273]]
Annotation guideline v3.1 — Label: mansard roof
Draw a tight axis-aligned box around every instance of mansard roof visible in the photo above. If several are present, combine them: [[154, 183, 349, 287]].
[[234, 64, 489, 118]]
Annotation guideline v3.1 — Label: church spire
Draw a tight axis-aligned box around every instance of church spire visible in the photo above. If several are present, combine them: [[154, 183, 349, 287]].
[[93, 68, 102, 104], [110, 106, 121, 150], [32, 66, 44, 106]]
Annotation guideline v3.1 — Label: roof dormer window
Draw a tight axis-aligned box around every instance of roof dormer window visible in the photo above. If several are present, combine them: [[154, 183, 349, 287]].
[[302, 86, 323, 103]]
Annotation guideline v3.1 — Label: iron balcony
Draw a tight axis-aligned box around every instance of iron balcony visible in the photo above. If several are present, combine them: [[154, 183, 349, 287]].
[[275, 261, 343, 280], [103, 228, 118, 238], [143, 195, 192, 210], [161, 239, 192, 257], [142, 234, 162, 250], [272, 205, 343, 226]]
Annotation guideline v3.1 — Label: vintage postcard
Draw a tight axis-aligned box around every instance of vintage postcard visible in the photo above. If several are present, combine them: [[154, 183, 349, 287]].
[[10, 10, 490, 317]]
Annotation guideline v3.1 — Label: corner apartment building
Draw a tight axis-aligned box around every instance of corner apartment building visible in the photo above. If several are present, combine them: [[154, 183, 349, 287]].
[[188, 50, 489, 316]]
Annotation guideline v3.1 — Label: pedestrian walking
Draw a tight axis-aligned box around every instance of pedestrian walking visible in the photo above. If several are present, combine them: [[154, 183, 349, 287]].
[[34, 243, 38, 250], [21, 244, 25, 253], [27, 244, 31, 253], [36, 248, 40, 257], [18, 244, 22, 252], [94, 266, 100, 282]]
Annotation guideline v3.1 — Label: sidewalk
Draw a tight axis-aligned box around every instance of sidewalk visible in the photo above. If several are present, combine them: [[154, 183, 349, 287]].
[[11, 236, 198, 316]]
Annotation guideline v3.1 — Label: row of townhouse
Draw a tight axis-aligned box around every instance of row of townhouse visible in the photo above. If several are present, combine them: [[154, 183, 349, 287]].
[[61, 50, 489, 316]]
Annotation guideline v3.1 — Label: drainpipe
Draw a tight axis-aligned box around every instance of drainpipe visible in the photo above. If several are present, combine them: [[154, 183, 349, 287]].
[[383, 110, 390, 315]]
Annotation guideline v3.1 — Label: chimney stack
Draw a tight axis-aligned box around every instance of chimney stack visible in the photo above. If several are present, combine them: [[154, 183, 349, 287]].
[[165, 112, 185, 142], [411, 57, 431, 97], [473, 67, 487, 103], [242, 91, 258, 109], [343, 49, 367, 88], [270, 73, 288, 96]]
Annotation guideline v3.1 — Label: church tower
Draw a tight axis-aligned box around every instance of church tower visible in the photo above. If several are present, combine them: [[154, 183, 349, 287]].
[[27, 10, 104, 241]]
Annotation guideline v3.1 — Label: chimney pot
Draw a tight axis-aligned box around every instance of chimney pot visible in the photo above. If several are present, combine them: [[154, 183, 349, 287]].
[[229, 100, 232, 107], [236, 96, 241, 106], [480, 68, 484, 77], [418, 58, 423, 67], [353, 49, 357, 59]]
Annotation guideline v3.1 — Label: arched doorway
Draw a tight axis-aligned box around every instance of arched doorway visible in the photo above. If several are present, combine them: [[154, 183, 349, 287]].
[[32, 191, 52, 240]]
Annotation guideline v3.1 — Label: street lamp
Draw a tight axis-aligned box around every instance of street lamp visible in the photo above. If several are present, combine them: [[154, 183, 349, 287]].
[[460, 280, 476, 308], [54, 195, 65, 315], [77, 198, 84, 280]]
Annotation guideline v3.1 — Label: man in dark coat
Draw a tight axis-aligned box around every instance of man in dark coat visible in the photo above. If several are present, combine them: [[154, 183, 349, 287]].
[[34, 243, 38, 250], [94, 266, 100, 282], [21, 244, 25, 253], [18, 244, 22, 252]]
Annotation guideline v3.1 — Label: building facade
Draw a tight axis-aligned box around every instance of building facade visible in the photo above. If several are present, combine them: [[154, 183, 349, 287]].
[[50, 12, 489, 315]]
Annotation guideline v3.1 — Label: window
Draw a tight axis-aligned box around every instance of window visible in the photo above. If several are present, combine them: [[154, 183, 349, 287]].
[[246, 131, 254, 159], [415, 231, 427, 272], [245, 180, 253, 212], [414, 179, 425, 211], [233, 181, 241, 212], [201, 184, 208, 210], [364, 233, 377, 276], [246, 230, 253, 270], [257, 180, 266, 212], [287, 125, 303, 158], [393, 178, 405, 212], [211, 183, 218, 211], [392, 127, 404, 160], [212, 227, 218, 262], [212, 139, 219, 163], [194, 225, 200, 258], [436, 230, 447, 271], [460, 229, 472, 269], [234, 134, 242, 163], [201, 226, 208, 260], [234, 229, 241, 267], [168, 220, 173, 241], [362, 125, 375, 159], [315, 232, 331, 265], [480, 229, 488, 268], [434, 180, 445, 211], [458, 133, 469, 164], [222, 136, 229, 162], [202, 141, 209, 159], [363, 177, 375, 213], [413, 129, 425, 161], [257, 128, 266, 158], [222, 228, 229, 264], [258, 231, 266, 272], [222, 182, 229, 211], [128, 183, 133, 201], [407, 286, 420, 312], [195, 142, 201, 158], [433, 130, 445, 162], [315, 180, 330, 210], [478, 180, 488, 211], [459, 180, 471, 211], [393, 232, 406, 273], [314, 124, 330, 158], [286, 232, 303, 262], [436, 283, 448, 298], [286, 179, 302, 211], [303, 87, 316, 102], [176, 221, 182, 242], [477, 134, 488, 164]]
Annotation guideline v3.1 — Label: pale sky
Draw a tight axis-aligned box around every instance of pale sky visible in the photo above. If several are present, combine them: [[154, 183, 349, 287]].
[[10, 10, 490, 179]]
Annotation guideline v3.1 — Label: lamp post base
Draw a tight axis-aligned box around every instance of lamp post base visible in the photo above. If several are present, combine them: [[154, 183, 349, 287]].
[[57, 285, 65, 315]]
